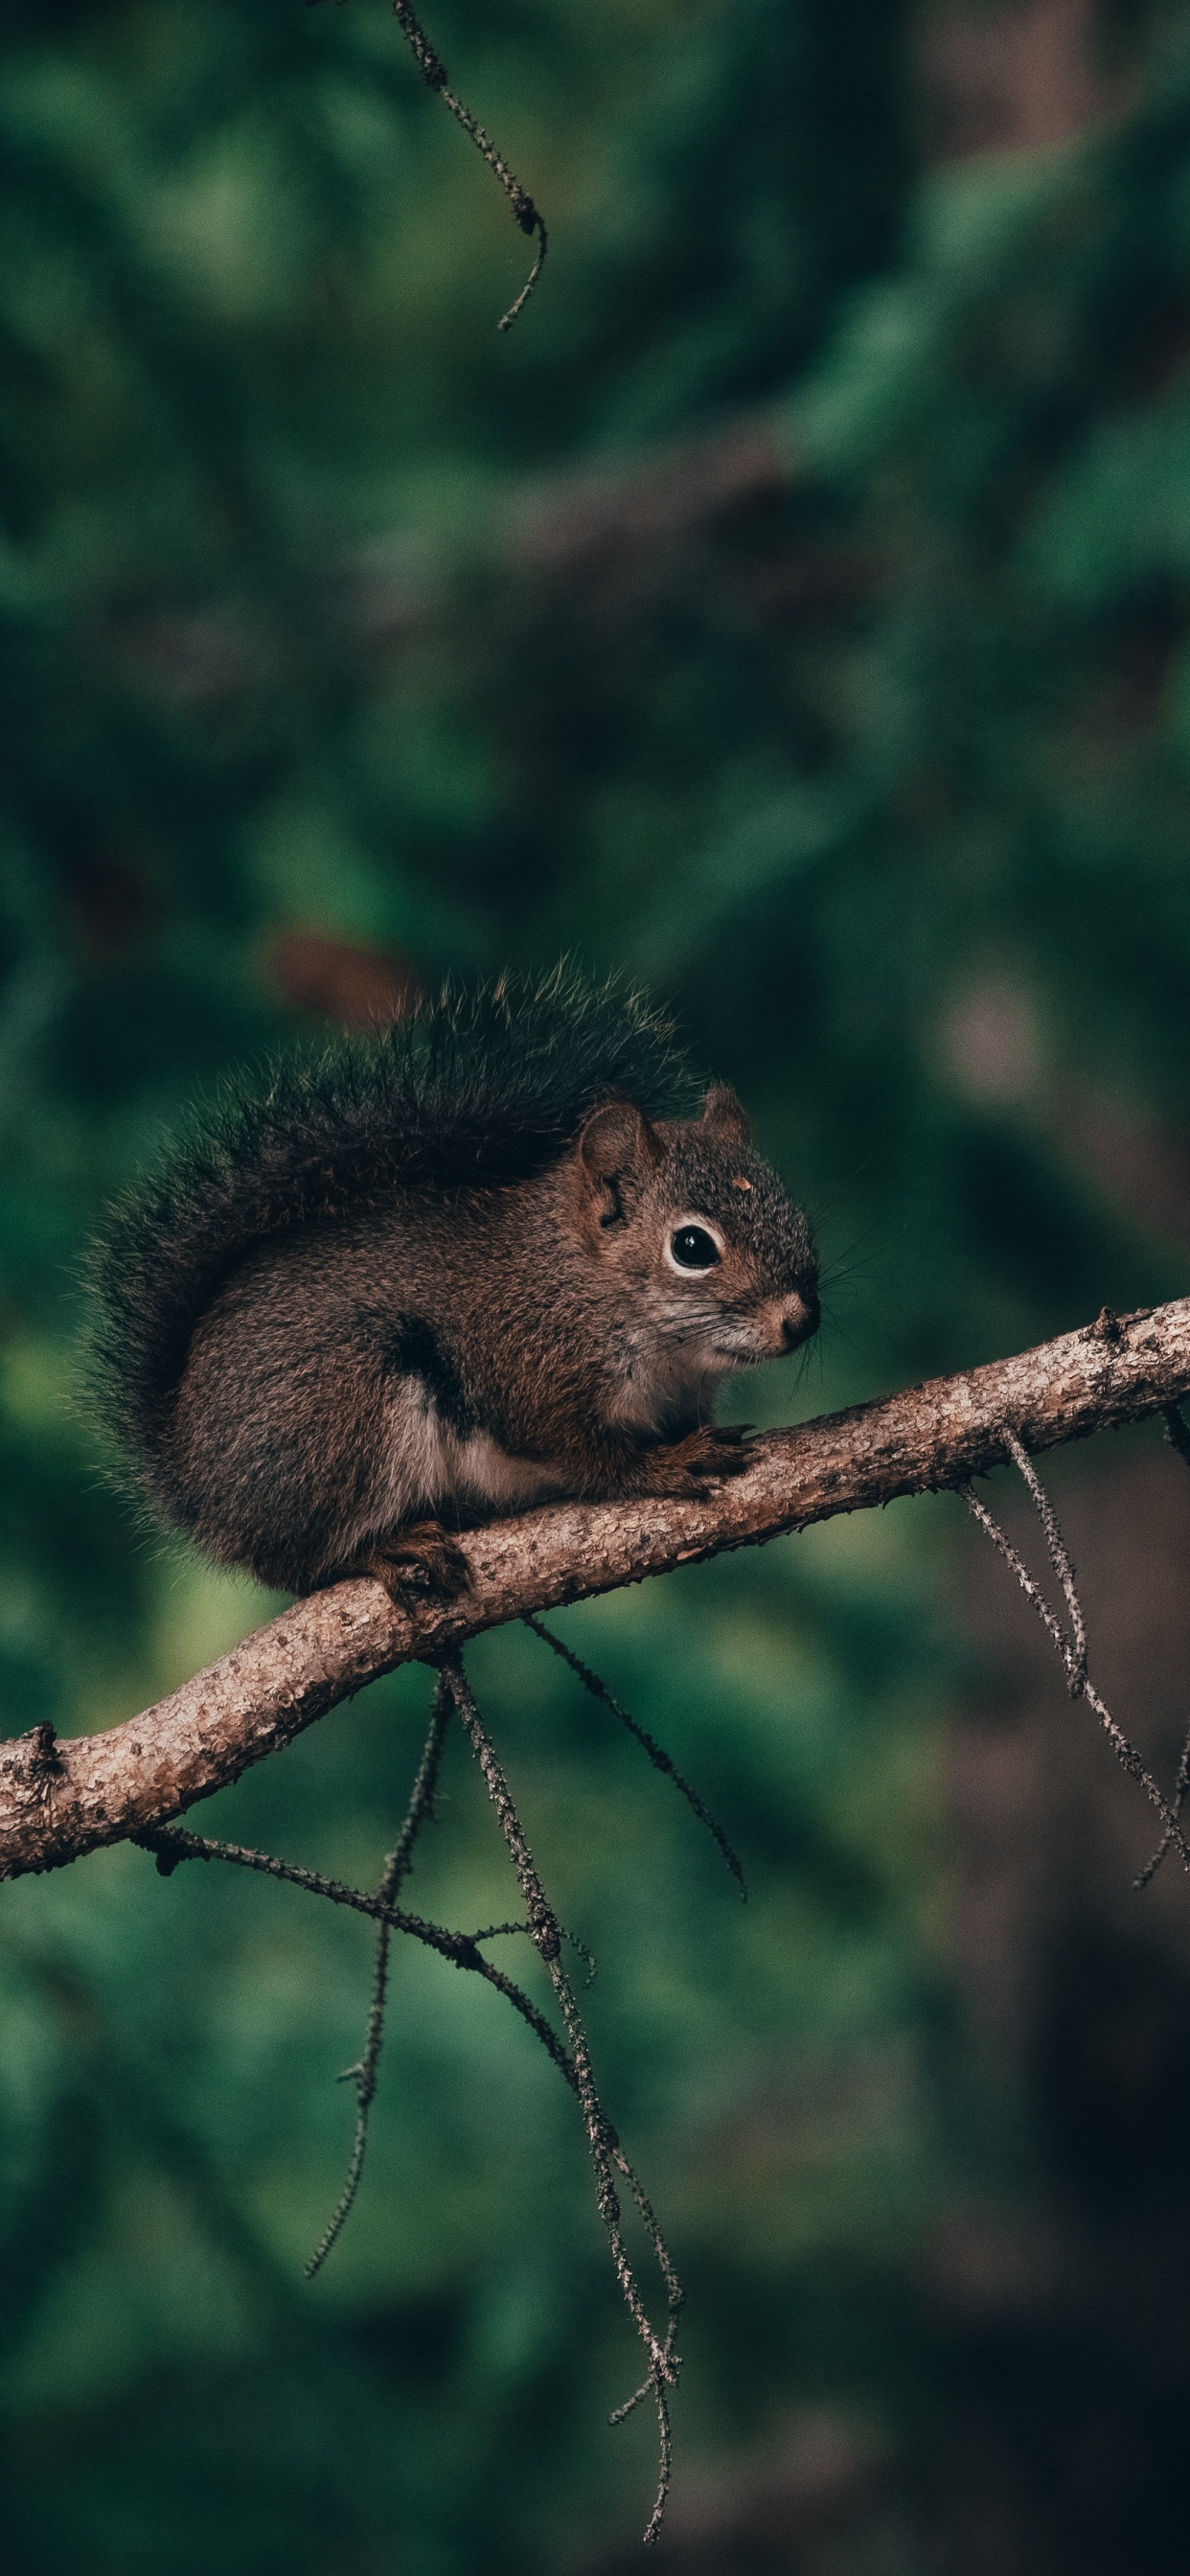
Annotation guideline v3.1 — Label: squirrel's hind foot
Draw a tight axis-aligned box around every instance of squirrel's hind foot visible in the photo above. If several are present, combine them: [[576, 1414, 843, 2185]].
[[364, 1519, 472, 1607]]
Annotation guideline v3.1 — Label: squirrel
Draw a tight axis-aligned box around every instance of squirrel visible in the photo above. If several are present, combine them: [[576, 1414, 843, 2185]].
[[87, 974, 819, 1602]]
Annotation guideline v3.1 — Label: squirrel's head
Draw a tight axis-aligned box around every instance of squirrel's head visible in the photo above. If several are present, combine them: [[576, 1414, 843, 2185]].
[[573, 1086, 819, 1371]]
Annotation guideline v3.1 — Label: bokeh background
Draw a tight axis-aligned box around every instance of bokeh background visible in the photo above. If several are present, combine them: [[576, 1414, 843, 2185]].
[[5, 1, 1190, 2567]]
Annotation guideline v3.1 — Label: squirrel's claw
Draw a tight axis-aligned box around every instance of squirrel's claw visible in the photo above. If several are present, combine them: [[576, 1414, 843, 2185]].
[[365, 1520, 472, 1607], [645, 1423, 755, 1500]]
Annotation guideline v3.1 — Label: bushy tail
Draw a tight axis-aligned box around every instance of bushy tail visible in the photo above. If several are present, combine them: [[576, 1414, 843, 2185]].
[[85, 969, 692, 1476]]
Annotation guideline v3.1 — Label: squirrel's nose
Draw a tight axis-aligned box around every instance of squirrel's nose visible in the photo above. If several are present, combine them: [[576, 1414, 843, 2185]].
[[779, 1289, 819, 1350]]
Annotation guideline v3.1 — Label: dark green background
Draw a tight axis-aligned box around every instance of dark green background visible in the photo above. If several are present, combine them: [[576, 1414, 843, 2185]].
[[3, 3, 1190, 2567]]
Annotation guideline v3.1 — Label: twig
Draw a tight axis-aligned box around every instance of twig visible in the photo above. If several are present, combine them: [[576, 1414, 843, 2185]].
[[1133, 1723, 1190, 1892], [390, 0, 547, 331], [998, 1427, 1087, 1690], [137, 1657, 681, 2538], [524, 1615, 746, 1897], [306, 1673, 451, 2277], [133, 1820, 576, 2082], [439, 1653, 681, 2546], [960, 1426, 1190, 1870], [1133, 1407, 1190, 1887]]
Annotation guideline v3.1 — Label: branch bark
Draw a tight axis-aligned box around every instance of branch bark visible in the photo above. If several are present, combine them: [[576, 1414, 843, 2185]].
[[4, 1297, 1189, 1884]]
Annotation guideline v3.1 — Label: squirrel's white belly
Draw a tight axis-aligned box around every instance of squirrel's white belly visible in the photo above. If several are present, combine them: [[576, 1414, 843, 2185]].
[[352, 1375, 564, 1545], [447, 1426, 566, 1512]]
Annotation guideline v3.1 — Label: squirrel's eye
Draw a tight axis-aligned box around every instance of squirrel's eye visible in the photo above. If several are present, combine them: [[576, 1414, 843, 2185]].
[[669, 1225, 720, 1272]]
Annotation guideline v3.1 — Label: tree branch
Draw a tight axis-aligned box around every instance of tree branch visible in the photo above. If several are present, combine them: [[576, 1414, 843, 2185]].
[[4, 1298, 1188, 1884]]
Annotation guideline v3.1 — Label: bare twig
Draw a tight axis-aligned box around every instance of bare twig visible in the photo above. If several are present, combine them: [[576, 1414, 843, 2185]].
[[9, 1297, 1190, 1885], [524, 1614, 746, 1897], [306, 1673, 451, 2277], [997, 1426, 1087, 1690], [960, 1425, 1190, 1869], [133, 1818, 576, 2081], [389, 0, 547, 331], [1134, 1723, 1190, 1892], [138, 1651, 682, 2541], [439, 1653, 681, 2545], [1133, 1405, 1190, 1887]]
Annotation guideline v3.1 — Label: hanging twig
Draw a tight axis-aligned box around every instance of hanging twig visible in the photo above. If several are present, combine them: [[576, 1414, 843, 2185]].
[[134, 1646, 683, 2542], [306, 1672, 451, 2277], [389, 0, 547, 331], [1133, 1723, 1190, 1892], [133, 1819, 575, 2082], [1133, 1407, 1190, 1888], [439, 1652, 682, 2546], [996, 1427, 1087, 1690], [960, 1425, 1190, 1870], [524, 1614, 746, 1898]]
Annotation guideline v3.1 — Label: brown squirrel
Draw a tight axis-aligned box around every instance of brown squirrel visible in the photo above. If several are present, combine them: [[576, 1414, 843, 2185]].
[[88, 975, 819, 1600]]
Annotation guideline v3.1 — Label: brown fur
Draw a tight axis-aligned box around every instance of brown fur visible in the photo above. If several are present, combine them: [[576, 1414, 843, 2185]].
[[166, 1087, 818, 1598]]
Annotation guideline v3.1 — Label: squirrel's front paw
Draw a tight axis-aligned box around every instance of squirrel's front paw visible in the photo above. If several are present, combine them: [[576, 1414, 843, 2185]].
[[646, 1423, 754, 1499], [365, 1519, 472, 1606]]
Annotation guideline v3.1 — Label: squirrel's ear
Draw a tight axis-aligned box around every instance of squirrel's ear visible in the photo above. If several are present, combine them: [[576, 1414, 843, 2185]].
[[700, 1085, 750, 1144], [578, 1100, 661, 1216]]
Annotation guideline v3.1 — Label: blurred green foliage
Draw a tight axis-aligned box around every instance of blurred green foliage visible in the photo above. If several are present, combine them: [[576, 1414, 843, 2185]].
[[3, 2, 1190, 2569]]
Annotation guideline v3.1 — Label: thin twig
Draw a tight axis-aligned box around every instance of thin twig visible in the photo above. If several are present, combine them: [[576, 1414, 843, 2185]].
[[999, 1426, 1087, 1690], [1134, 1721, 1190, 1891], [139, 1766, 677, 2531], [439, 1652, 680, 2546], [524, 1615, 746, 1898], [962, 1482, 1069, 1655], [133, 1821, 575, 2082], [960, 1428, 1190, 1869], [1134, 1407, 1190, 1886], [306, 1674, 451, 2277], [390, 0, 547, 331]]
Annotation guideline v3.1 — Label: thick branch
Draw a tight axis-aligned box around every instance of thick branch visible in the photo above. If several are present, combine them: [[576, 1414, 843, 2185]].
[[4, 1298, 1188, 1883]]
